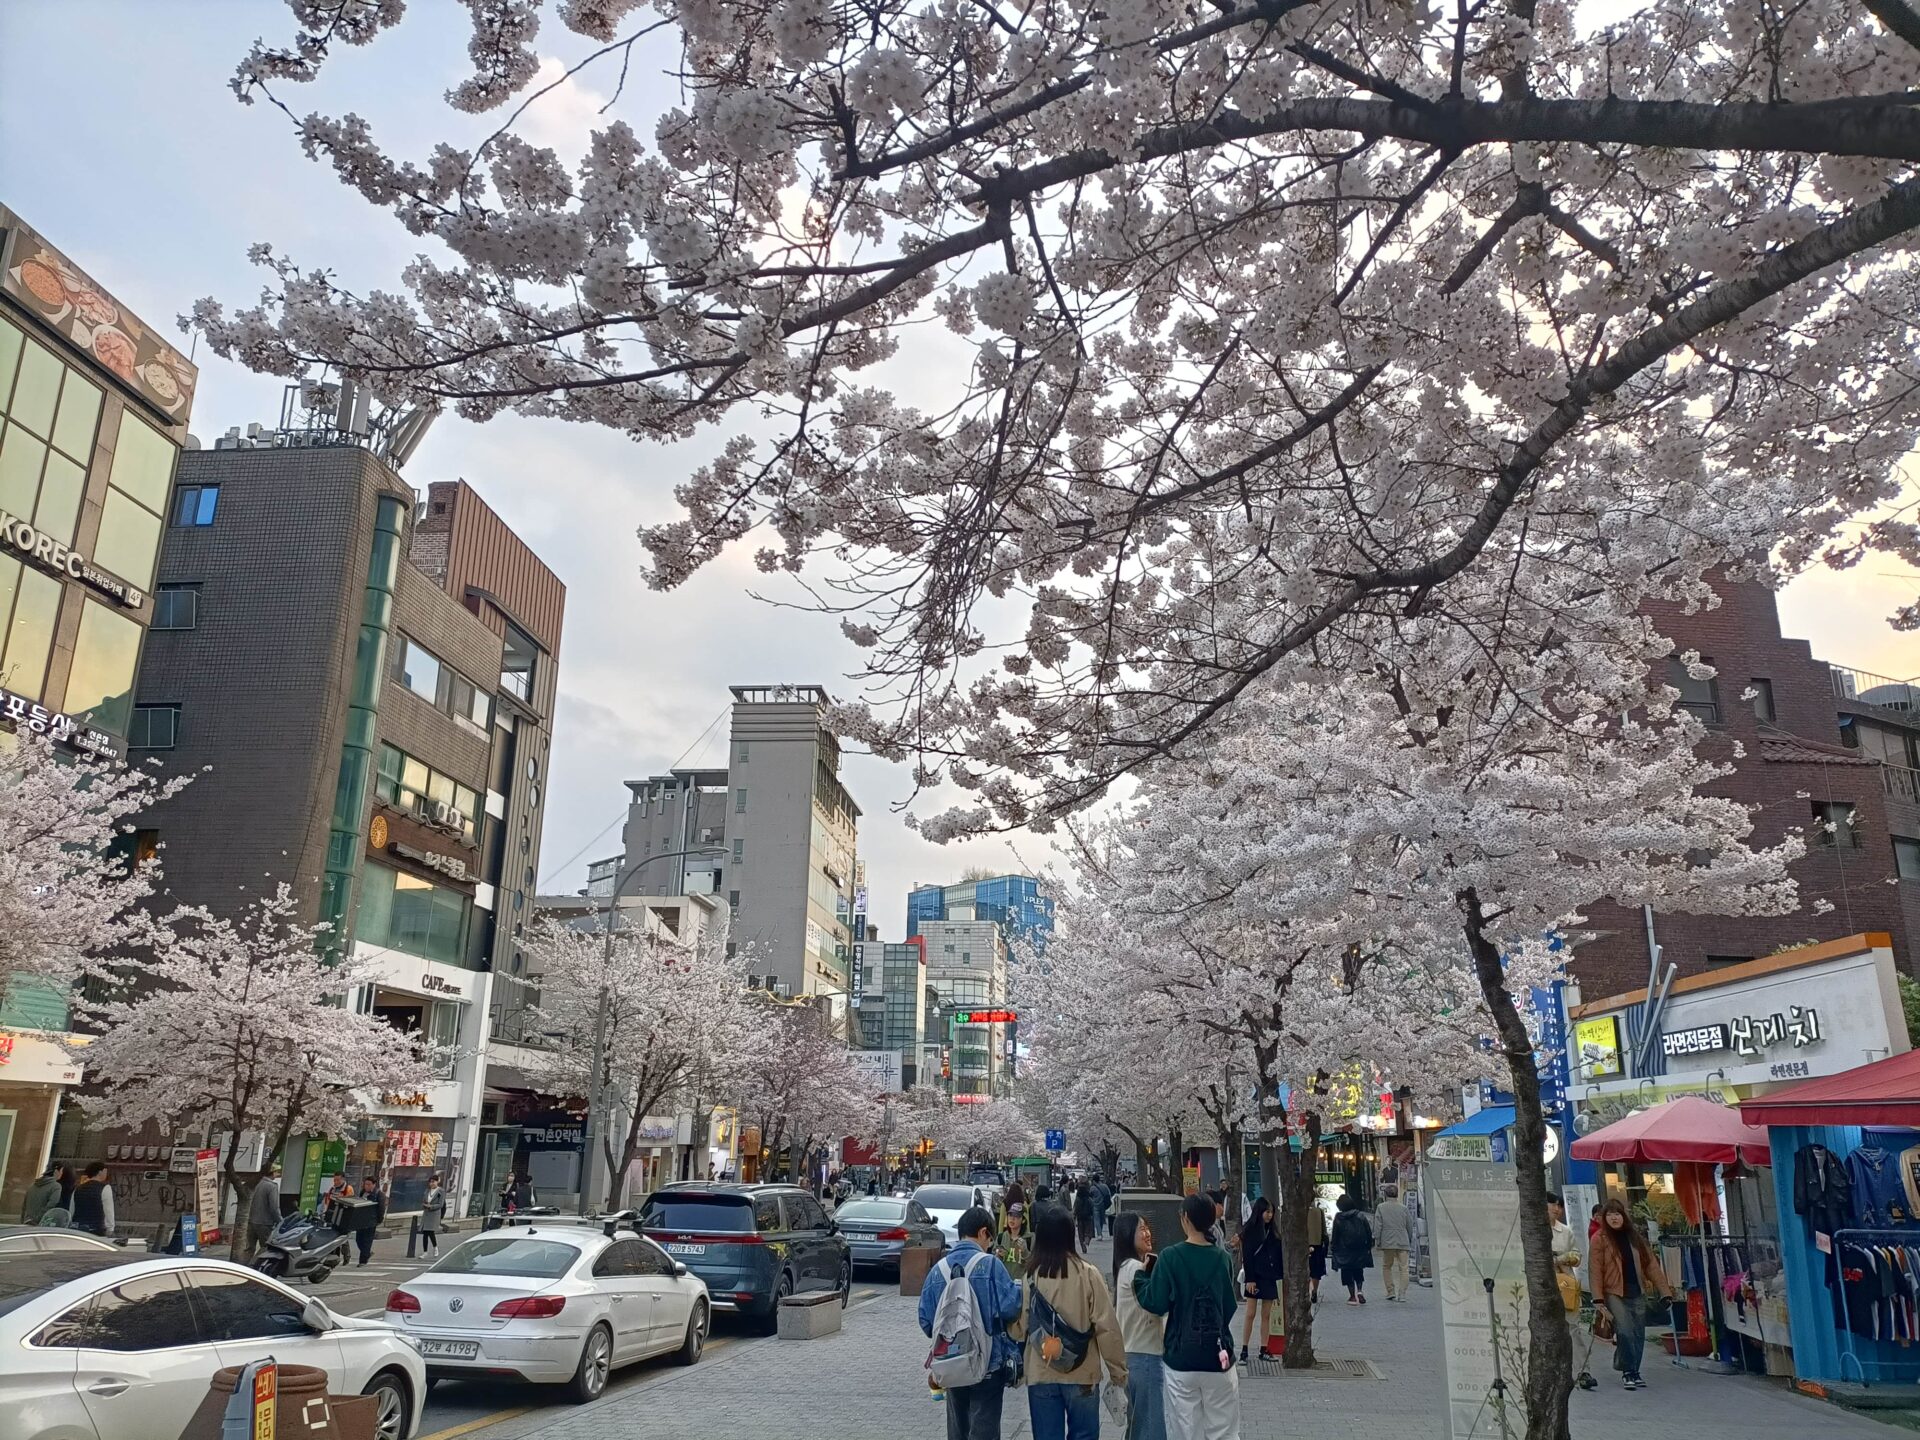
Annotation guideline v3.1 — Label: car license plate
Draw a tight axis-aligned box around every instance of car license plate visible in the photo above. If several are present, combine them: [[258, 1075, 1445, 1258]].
[[419, 1339, 480, 1359], [665, 1243, 706, 1255]]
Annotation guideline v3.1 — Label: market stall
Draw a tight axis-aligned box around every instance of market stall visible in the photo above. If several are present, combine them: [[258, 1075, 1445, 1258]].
[[1571, 1097, 1775, 1365], [1740, 1049, 1920, 1387]]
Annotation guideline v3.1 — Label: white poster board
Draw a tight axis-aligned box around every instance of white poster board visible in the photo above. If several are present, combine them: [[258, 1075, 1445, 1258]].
[[1428, 1157, 1525, 1439]]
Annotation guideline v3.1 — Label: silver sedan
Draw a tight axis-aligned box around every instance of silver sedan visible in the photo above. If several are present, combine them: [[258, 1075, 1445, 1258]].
[[833, 1197, 947, 1274]]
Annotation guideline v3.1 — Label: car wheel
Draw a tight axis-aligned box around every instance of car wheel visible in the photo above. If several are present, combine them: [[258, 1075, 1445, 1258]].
[[757, 1271, 793, 1335], [839, 1259, 853, 1307], [676, 1299, 708, 1365], [567, 1323, 614, 1403], [360, 1370, 409, 1440]]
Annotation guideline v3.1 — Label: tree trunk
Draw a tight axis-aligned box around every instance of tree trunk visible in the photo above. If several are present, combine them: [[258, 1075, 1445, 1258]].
[[1165, 1124, 1184, 1193], [1254, 1034, 1318, 1369], [1462, 887, 1572, 1440]]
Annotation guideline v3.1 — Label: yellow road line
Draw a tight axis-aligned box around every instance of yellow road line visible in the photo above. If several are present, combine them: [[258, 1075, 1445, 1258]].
[[415, 1409, 534, 1440]]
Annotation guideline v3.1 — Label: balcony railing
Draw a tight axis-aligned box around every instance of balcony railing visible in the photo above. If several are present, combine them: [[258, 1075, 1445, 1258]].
[[1833, 665, 1920, 716], [1887, 764, 1920, 807], [488, 1002, 555, 1050]]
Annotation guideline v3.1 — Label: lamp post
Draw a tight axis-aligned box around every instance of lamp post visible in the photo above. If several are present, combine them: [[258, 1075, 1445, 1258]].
[[577, 846, 726, 1216]]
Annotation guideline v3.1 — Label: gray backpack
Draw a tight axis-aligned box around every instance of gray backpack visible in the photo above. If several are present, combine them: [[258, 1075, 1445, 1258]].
[[926, 1251, 993, 1388]]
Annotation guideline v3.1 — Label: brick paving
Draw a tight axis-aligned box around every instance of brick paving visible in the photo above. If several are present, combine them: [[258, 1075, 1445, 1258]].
[[463, 1246, 1909, 1440]]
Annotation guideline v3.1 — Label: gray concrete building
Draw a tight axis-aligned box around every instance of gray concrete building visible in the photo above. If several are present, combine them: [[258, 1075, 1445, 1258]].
[[619, 685, 860, 1002], [919, 920, 1012, 1097], [126, 436, 565, 1221]]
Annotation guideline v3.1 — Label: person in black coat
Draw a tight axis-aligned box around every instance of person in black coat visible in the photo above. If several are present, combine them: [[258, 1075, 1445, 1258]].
[[1331, 1193, 1374, 1304], [352, 1179, 385, 1265], [1236, 1196, 1284, 1362]]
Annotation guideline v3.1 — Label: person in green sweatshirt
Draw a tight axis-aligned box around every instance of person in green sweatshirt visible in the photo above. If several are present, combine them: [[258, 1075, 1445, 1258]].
[[1132, 1193, 1240, 1440]]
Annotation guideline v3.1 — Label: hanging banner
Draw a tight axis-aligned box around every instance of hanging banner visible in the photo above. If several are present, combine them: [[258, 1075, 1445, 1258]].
[[1428, 1158, 1526, 1439], [195, 1149, 221, 1241]]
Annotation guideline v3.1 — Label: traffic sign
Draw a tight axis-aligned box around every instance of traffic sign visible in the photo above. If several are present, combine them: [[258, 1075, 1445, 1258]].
[[1044, 1129, 1065, 1152]]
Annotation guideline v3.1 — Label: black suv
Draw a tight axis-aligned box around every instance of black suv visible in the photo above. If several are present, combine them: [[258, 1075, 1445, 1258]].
[[639, 1183, 851, 1332]]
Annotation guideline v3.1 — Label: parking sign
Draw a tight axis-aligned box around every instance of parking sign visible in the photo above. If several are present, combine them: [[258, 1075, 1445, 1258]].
[[1044, 1129, 1064, 1152]]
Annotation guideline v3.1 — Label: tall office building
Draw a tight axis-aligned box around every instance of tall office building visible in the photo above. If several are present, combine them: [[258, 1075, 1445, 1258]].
[[120, 431, 563, 1224], [0, 206, 200, 1220], [619, 685, 860, 999], [919, 920, 1012, 1097], [907, 873, 1054, 955]]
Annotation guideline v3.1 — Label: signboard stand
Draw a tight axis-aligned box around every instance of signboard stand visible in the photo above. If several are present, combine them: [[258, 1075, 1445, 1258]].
[[1429, 1158, 1526, 1439]]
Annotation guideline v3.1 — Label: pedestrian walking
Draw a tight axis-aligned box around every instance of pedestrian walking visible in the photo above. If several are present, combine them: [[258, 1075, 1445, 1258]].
[[1113, 1212, 1168, 1440], [1073, 1182, 1097, 1252], [245, 1166, 283, 1263], [1092, 1178, 1112, 1239], [1304, 1199, 1327, 1304], [1234, 1198, 1282, 1363], [997, 1193, 1033, 1278], [1012, 1202, 1127, 1440], [420, 1172, 447, 1255], [71, 1161, 115, 1237], [1330, 1194, 1372, 1304], [1548, 1193, 1596, 1390], [22, 1163, 65, 1224], [1133, 1192, 1238, 1440], [353, 1178, 385, 1266], [1589, 1198, 1676, 1391], [1372, 1185, 1413, 1301], [919, 1205, 1023, 1440]]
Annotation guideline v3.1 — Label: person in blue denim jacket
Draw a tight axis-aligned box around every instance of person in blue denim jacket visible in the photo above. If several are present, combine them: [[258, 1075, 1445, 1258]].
[[920, 1206, 1024, 1440]]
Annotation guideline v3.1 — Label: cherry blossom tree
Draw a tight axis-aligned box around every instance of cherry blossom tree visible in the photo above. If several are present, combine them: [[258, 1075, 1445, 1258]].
[[526, 914, 762, 1209], [199, 1, 1920, 841], [73, 884, 432, 1259], [730, 1000, 881, 1180], [0, 734, 191, 1006]]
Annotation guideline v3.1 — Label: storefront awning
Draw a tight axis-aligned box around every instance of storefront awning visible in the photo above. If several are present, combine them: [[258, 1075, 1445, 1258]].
[[1570, 1095, 1770, 1166], [1432, 1105, 1515, 1139], [1738, 1048, 1920, 1129]]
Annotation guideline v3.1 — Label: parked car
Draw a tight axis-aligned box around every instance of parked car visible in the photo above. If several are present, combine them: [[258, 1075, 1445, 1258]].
[[639, 1184, 850, 1333], [384, 1218, 708, 1403], [0, 1226, 119, 1256], [0, 1251, 424, 1440], [911, 1183, 989, 1247], [831, 1198, 946, 1276]]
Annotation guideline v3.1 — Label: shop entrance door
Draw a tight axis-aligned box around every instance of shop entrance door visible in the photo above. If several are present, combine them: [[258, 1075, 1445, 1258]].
[[471, 1126, 521, 1217]]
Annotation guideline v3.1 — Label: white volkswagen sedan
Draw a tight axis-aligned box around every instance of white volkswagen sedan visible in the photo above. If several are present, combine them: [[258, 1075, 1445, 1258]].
[[384, 1219, 708, 1402], [0, 1251, 425, 1440]]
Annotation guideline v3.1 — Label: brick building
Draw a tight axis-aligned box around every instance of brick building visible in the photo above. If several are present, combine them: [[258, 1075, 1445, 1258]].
[[1571, 579, 1917, 1000]]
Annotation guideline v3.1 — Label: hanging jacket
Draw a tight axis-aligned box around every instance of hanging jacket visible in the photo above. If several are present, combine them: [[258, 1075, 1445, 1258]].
[[1847, 1147, 1910, 1227], [1794, 1144, 1852, 1236]]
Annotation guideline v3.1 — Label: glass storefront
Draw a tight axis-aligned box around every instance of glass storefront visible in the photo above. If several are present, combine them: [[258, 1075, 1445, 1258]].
[[62, 598, 141, 735], [357, 860, 473, 966]]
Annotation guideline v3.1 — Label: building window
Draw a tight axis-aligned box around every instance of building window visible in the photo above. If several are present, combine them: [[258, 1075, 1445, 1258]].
[[1748, 679, 1775, 724], [127, 703, 179, 750], [1667, 657, 1719, 724], [732, 838, 744, 862], [1705, 954, 1754, 966], [374, 742, 479, 845], [1896, 837, 1920, 880], [1813, 800, 1864, 849], [0, 318, 104, 550], [63, 599, 142, 736], [735, 787, 747, 813], [151, 583, 198, 630], [171, 483, 219, 528], [729, 890, 741, 909], [356, 862, 472, 966], [738, 743, 749, 763], [0, 555, 61, 702], [500, 622, 537, 703], [132, 828, 160, 867], [396, 636, 443, 703], [393, 635, 488, 733]]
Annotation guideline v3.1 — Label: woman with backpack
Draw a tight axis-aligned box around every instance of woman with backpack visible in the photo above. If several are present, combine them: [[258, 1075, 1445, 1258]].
[[1330, 1193, 1373, 1304], [1234, 1198, 1283, 1364], [1011, 1201, 1128, 1439], [1114, 1211, 1168, 1440], [1133, 1192, 1239, 1440]]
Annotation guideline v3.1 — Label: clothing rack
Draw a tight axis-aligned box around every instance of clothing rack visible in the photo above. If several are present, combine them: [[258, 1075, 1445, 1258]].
[[1829, 1227, 1920, 1384]]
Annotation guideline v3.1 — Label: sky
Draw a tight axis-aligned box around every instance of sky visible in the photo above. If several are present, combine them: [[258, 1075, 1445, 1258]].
[[0, 2, 1913, 937]]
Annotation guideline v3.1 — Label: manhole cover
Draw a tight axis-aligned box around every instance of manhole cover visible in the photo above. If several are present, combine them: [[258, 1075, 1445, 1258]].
[[1246, 1355, 1380, 1379]]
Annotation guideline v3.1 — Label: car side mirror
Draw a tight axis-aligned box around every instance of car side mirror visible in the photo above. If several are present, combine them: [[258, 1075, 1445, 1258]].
[[302, 1298, 336, 1333], [672, 1261, 689, 1277]]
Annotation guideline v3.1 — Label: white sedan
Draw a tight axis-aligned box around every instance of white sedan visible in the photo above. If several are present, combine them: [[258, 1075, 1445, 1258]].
[[0, 1251, 424, 1440], [384, 1220, 708, 1402], [910, 1184, 990, 1246]]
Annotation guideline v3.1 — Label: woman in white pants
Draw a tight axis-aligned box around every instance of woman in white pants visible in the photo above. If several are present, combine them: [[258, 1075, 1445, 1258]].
[[1132, 1193, 1240, 1440], [1548, 1194, 1596, 1390]]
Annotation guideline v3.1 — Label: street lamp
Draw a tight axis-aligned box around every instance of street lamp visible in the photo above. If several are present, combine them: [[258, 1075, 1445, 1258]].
[[577, 846, 726, 1216]]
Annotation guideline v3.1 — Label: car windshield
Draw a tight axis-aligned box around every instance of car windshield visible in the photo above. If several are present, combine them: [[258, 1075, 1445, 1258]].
[[0, 1252, 132, 1318], [834, 1201, 906, 1223], [640, 1194, 757, 1233], [915, 1187, 974, 1210], [431, 1237, 581, 1278]]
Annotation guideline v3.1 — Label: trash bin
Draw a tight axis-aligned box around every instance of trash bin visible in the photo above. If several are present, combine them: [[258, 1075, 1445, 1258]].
[[899, 1245, 940, 1297], [176, 1363, 379, 1440]]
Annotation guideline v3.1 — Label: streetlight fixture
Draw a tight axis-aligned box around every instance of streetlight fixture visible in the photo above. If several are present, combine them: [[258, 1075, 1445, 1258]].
[[577, 846, 726, 1216]]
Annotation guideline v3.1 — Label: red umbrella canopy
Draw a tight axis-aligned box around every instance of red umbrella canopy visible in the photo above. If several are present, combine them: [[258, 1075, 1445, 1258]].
[[1569, 1095, 1771, 1167]]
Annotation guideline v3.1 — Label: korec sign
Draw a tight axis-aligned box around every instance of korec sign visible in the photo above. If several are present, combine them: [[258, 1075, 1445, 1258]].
[[1, 512, 144, 608]]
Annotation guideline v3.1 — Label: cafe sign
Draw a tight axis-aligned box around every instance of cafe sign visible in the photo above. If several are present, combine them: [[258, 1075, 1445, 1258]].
[[0, 512, 144, 608]]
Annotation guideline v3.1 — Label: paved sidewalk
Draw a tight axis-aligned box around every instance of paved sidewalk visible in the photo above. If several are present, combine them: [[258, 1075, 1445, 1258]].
[[475, 1264, 1908, 1440]]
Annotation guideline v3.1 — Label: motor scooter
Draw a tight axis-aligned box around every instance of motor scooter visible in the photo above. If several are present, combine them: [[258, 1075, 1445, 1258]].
[[254, 1206, 354, 1284]]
